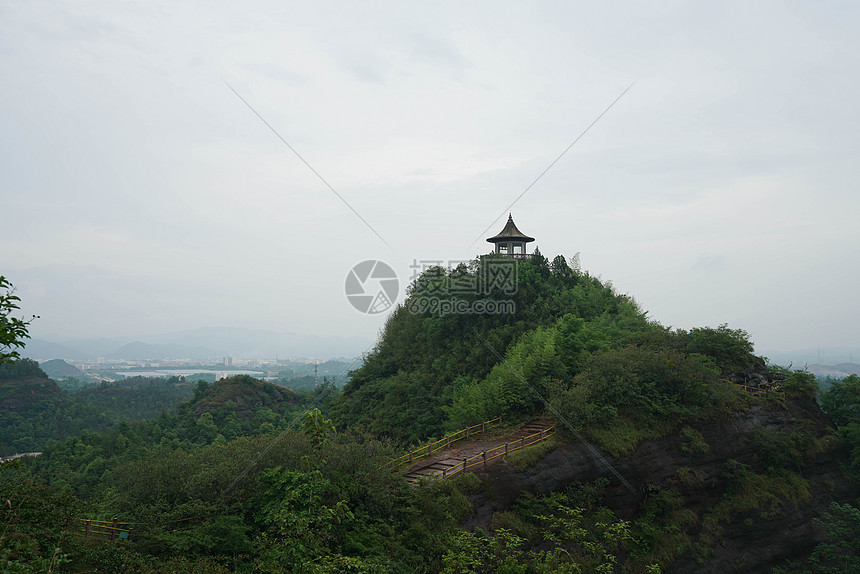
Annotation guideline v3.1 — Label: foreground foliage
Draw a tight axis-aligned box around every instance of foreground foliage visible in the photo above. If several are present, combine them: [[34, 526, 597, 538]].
[[0, 275, 35, 364]]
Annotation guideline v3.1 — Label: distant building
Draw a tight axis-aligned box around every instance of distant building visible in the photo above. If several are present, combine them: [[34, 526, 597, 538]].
[[486, 214, 535, 258], [223, 356, 233, 366]]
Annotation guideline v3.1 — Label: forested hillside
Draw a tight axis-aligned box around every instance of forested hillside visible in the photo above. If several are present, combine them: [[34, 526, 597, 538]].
[[0, 359, 113, 456], [333, 253, 753, 450], [0, 361, 195, 456], [3, 255, 860, 573]]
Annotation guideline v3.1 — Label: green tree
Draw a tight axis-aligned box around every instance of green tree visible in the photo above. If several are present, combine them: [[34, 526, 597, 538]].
[[441, 529, 527, 574], [0, 276, 36, 363], [551, 255, 573, 279], [302, 408, 336, 452], [820, 375, 860, 427], [255, 468, 358, 573], [774, 503, 860, 574], [195, 411, 218, 443], [685, 324, 754, 372], [535, 502, 632, 573], [0, 462, 78, 572]]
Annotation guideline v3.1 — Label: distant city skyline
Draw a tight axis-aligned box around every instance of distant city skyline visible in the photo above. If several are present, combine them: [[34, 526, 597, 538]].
[[21, 324, 860, 372]]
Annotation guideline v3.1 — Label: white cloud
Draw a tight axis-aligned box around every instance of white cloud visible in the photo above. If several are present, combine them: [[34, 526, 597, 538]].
[[2, 0, 859, 355]]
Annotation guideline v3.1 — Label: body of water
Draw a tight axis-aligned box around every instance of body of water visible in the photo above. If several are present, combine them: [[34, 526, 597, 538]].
[[116, 369, 265, 378]]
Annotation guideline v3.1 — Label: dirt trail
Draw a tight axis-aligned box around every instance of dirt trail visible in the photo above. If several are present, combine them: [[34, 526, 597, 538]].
[[402, 419, 554, 482]]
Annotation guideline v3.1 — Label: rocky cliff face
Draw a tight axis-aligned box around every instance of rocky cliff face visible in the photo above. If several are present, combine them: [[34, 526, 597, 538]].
[[465, 394, 857, 573]]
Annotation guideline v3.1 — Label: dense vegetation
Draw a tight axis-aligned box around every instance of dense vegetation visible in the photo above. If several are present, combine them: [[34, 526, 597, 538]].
[[1, 359, 111, 456], [334, 254, 754, 450], [0, 360, 198, 456], [768, 373, 860, 573], [1, 258, 858, 572], [819, 374, 860, 484]]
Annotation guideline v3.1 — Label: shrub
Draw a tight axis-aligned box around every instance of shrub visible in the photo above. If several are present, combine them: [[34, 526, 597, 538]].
[[679, 427, 709, 455], [685, 324, 754, 373]]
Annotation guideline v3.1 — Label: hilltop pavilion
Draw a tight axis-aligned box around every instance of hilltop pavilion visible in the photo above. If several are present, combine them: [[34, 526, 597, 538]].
[[486, 214, 535, 259]]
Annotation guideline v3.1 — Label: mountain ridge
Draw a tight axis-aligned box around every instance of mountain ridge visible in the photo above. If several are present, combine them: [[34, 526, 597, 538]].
[[22, 325, 373, 361]]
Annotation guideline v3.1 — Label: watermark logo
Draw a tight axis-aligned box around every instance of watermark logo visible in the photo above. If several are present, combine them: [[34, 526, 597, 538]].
[[345, 258, 519, 316], [406, 258, 517, 316], [408, 258, 519, 295], [409, 259, 518, 295], [345, 260, 399, 314], [406, 297, 516, 316]]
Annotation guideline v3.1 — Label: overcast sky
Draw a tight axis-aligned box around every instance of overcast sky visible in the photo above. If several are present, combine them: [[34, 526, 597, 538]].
[[2, 1, 859, 356]]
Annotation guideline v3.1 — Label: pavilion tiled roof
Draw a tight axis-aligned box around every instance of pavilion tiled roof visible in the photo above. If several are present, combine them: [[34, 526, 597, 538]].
[[486, 214, 535, 244]]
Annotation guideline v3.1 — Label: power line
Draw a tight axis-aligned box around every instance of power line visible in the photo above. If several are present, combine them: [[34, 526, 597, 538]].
[[468, 81, 636, 251], [223, 80, 394, 251]]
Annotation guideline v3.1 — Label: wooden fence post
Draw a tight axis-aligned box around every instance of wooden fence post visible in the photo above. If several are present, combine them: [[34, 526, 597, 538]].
[[504, 443, 508, 455], [409, 451, 413, 464], [85, 520, 91, 537], [482, 451, 487, 467], [540, 429, 545, 442], [111, 518, 118, 542], [428, 444, 432, 457], [466, 427, 470, 440], [443, 468, 447, 478], [446, 435, 450, 449], [481, 421, 485, 433]]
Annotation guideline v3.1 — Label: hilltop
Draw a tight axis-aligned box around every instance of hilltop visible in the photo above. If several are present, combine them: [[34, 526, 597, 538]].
[[38, 358, 87, 381], [183, 375, 298, 419], [333, 253, 754, 446]]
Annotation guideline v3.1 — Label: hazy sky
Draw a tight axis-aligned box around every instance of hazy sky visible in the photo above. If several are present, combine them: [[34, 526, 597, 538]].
[[2, 1, 859, 355]]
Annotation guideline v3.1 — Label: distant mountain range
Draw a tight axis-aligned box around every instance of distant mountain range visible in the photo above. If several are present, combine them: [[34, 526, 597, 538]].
[[22, 326, 374, 362]]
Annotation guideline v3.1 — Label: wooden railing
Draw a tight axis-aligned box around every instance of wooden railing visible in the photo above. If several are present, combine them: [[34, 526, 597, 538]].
[[409, 425, 555, 483], [77, 518, 132, 541], [721, 378, 781, 396], [75, 515, 204, 541], [380, 417, 502, 471]]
